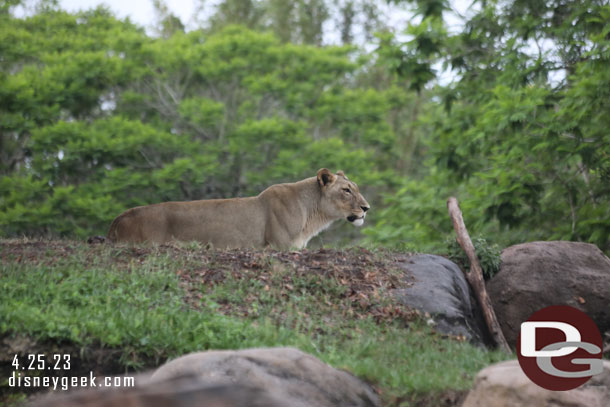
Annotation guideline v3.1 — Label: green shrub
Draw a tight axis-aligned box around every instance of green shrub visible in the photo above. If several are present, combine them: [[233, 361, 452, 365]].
[[446, 236, 502, 280]]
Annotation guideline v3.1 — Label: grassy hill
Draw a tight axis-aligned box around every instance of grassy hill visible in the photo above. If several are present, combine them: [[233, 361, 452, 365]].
[[0, 239, 509, 406]]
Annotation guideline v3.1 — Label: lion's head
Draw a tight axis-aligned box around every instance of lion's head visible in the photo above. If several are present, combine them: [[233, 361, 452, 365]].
[[316, 168, 370, 227]]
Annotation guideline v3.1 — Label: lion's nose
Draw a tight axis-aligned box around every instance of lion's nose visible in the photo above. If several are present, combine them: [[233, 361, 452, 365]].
[[361, 206, 369, 212]]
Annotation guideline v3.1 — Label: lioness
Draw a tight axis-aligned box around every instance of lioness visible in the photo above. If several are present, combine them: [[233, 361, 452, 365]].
[[107, 169, 370, 249]]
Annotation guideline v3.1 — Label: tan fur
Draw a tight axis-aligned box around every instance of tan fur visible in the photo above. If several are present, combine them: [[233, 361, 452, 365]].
[[107, 169, 370, 249]]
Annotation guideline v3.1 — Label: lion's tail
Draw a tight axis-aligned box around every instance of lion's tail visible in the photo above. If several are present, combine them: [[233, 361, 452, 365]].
[[87, 212, 126, 244], [87, 236, 106, 244]]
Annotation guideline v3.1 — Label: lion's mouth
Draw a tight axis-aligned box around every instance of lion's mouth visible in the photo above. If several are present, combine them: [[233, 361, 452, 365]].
[[347, 215, 365, 227]]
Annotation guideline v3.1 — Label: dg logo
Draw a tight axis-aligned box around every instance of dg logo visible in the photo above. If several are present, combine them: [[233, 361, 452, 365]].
[[517, 305, 603, 391]]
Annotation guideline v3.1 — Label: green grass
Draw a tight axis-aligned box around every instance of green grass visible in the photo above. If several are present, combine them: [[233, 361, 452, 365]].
[[0, 240, 510, 405], [0, 247, 294, 367], [198, 257, 509, 402]]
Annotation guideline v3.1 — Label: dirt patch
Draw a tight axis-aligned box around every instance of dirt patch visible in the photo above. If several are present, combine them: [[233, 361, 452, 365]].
[[173, 247, 419, 325]]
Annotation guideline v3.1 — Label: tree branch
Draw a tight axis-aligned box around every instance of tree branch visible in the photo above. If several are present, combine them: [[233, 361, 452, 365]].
[[447, 197, 512, 353]]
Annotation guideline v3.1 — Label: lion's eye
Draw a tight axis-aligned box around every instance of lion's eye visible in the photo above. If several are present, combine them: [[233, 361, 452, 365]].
[[343, 188, 351, 194]]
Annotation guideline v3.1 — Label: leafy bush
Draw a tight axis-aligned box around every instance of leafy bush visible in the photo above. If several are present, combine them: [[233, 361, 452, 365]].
[[446, 236, 502, 280], [0, 13, 403, 241]]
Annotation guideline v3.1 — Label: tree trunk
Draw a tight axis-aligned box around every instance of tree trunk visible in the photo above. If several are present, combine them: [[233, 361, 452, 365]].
[[447, 196, 511, 353]]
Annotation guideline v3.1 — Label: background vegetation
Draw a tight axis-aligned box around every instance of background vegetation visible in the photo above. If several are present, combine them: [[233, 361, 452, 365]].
[[1, 0, 609, 253]]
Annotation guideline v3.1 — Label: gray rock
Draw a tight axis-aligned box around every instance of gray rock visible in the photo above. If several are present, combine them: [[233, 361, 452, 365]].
[[29, 373, 284, 407], [487, 241, 610, 347], [392, 254, 488, 346], [151, 347, 379, 407], [462, 359, 610, 407], [29, 348, 378, 407]]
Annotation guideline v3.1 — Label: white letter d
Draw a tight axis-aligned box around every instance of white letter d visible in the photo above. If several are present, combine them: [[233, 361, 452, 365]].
[[521, 321, 581, 357]]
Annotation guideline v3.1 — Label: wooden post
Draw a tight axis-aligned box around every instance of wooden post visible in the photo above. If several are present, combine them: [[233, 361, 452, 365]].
[[447, 197, 511, 353]]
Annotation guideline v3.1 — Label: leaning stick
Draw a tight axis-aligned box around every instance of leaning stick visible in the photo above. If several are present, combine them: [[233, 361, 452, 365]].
[[447, 197, 511, 353]]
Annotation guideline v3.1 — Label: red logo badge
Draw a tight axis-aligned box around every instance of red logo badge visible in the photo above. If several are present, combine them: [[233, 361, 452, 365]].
[[517, 305, 603, 391]]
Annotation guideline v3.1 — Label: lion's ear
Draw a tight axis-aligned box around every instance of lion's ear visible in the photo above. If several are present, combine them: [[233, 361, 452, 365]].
[[317, 168, 336, 187], [336, 170, 345, 177]]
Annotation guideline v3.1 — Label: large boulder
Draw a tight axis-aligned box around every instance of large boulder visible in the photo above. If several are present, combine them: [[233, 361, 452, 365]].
[[462, 359, 610, 407], [487, 241, 610, 347], [151, 347, 379, 407], [30, 373, 284, 407], [30, 348, 378, 407], [392, 254, 488, 346]]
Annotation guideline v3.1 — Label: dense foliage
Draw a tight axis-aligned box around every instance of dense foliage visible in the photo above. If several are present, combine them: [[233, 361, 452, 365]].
[[1, 0, 608, 253], [368, 0, 610, 252]]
